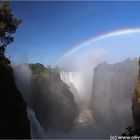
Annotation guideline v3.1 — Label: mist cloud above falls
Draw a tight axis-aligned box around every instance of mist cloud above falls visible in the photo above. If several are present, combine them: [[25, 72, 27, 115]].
[[13, 64, 32, 105], [58, 48, 106, 103], [90, 58, 139, 137]]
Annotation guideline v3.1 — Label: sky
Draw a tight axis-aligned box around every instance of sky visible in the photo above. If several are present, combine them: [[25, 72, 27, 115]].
[[5, 1, 140, 65]]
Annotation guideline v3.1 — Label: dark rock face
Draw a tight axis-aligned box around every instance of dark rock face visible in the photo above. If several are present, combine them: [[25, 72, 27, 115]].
[[132, 91, 140, 132], [132, 58, 140, 133], [30, 70, 79, 134], [0, 60, 31, 139]]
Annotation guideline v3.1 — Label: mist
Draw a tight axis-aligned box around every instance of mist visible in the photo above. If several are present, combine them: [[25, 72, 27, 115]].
[[13, 64, 32, 105], [58, 48, 106, 105], [12, 51, 139, 138], [91, 59, 138, 138], [58, 47, 139, 138], [13, 64, 79, 138]]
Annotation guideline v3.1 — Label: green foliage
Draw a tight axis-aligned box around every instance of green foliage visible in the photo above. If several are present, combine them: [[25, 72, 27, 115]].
[[0, 1, 22, 57], [29, 63, 49, 75], [29, 63, 60, 76]]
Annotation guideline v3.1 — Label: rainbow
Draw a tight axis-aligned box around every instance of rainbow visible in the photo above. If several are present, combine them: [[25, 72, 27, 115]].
[[58, 28, 140, 63]]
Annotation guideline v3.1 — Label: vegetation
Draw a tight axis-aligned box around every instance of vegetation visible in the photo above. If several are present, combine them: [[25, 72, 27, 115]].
[[29, 63, 50, 75], [0, 1, 22, 59], [0, 1, 31, 139], [29, 63, 60, 75]]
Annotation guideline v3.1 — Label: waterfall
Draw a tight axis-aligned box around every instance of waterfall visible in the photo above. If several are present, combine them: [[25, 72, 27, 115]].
[[60, 71, 95, 137], [60, 71, 74, 84], [60, 71, 81, 105], [60, 70, 93, 106]]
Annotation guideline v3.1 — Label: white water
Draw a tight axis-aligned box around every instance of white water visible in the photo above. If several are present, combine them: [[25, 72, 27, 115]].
[[60, 70, 95, 137], [60, 70, 93, 106], [60, 71, 81, 105]]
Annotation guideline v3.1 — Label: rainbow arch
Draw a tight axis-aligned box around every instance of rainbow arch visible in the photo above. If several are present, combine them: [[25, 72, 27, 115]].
[[58, 28, 140, 63]]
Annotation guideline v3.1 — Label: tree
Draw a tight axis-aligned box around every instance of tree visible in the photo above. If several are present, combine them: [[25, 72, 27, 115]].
[[29, 63, 47, 74], [0, 1, 22, 58]]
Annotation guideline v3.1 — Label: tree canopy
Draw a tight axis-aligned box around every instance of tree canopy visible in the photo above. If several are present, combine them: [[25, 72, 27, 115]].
[[0, 1, 22, 57], [29, 63, 49, 75]]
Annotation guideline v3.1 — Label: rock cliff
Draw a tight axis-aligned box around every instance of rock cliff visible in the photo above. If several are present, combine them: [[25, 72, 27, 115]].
[[0, 58, 31, 139], [30, 67, 79, 135]]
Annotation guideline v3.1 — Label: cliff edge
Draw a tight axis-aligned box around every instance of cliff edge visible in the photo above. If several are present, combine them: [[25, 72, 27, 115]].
[[0, 57, 31, 138]]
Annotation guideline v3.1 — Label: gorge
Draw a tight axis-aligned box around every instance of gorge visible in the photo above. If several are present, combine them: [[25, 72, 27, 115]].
[[12, 58, 139, 138]]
